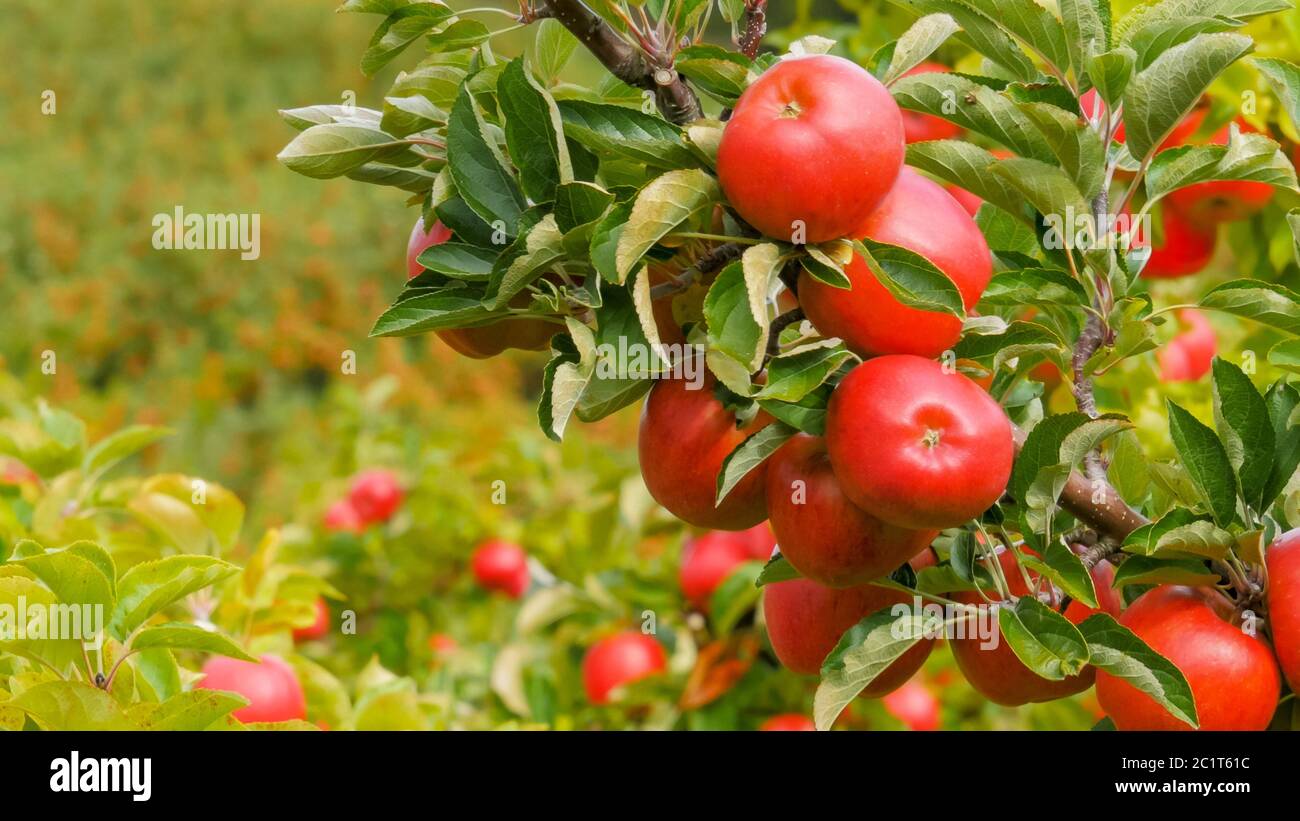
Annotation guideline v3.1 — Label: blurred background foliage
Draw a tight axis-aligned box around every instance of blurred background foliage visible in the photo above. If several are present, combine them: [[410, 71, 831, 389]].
[[3, 0, 1300, 729]]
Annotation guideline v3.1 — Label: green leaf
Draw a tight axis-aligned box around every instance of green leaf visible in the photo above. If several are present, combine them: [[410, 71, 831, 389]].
[[1018, 101, 1107, 200], [498, 58, 572, 203], [615, 169, 719, 283], [1077, 613, 1198, 728], [906, 140, 1031, 222], [553, 181, 614, 234], [370, 284, 495, 337], [537, 324, 592, 442], [962, 0, 1071, 74], [979, 268, 1088, 307], [556, 100, 696, 170], [361, 4, 454, 75], [756, 341, 854, 403], [109, 556, 240, 642], [891, 72, 1055, 162], [1060, 0, 1109, 85], [415, 242, 496, 280], [1199, 279, 1300, 335], [279, 104, 383, 131], [1254, 57, 1300, 133], [1087, 46, 1137, 104], [998, 597, 1091, 680], [1111, 555, 1219, 587], [853, 239, 964, 317], [881, 13, 961, 86], [890, 0, 1039, 82], [346, 162, 439, 193], [1211, 357, 1274, 512], [83, 425, 172, 480], [1010, 412, 1089, 503], [802, 245, 852, 289], [814, 605, 939, 730], [715, 423, 795, 507], [992, 157, 1109, 273], [704, 260, 765, 372], [589, 199, 635, 283], [131, 623, 256, 661], [758, 388, 831, 436], [1121, 33, 1253, 161], [8, 681, 137, 730], [1151, 519, 1236, 559], [1145, 132, 1298, 205], [1166, 399, 1238, 526], [533, 18, 579, 85], [755, 553, 800, 587], [709, 562, 764, 635], [14, 547, 115, 617], [486, 214, 565, 309], [1261, 381, 1300, 513], [0, 576, 84, 673], [425, 18, 490, 53], [129, 690, 247, 731], [675, 44, 752, 105], [446, 87, 526, 231], [277, 123, 413, 179]]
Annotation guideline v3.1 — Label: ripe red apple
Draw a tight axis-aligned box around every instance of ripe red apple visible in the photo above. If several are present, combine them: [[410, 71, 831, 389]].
[[292, 597, 330, 642], [766, 433, 936, 587], [1266, 529, 1300, 692], [406, 217, 554, 358], [882, 679, 940, 730], [759, 713, 816, 731], [825, 355, 1013, 530], [762, 577, 934, 695], [1137, 206, 1216, 279], [638, 373, 773, 530], [899, 62, 963, 143], [471, 539, 530, 599], [737, 522, 777, 561], [347, 469, 403, 524], [1167, 119, 1275, 224], [949, 547, 1117, 706], [945, 184, 984, 216], [196, 654, 307, 724], [717, 54, 904, 243], [582, 632, 668, 705], [798, 168, 992, 358], [1157, 309, 1216, 382], [1097, 586, 1281, 730], [679, 531, 753, 608], [322, 499, 365, 534]]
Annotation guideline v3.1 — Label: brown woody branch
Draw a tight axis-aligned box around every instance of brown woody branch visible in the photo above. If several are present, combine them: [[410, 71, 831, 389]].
[[1012, 425, 1148, 543], [542, 0, 703, 125]]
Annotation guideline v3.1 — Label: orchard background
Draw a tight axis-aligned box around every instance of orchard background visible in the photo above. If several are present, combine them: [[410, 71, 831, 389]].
[[3, 0, 1300, 731]]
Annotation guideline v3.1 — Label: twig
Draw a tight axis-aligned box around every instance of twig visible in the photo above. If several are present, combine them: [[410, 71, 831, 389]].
[[738, 1, 768, 59], [766, 308, 805, 356], [543, 0, 702, 125]]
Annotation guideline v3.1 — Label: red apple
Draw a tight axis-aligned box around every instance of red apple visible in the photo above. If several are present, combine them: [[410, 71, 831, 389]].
[[1096, 586, 1281, 730], [766, 433, 937, 587], [582, 632, 668, 705], [471, 539, 530, 599], [196, 654, 307, 724]]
